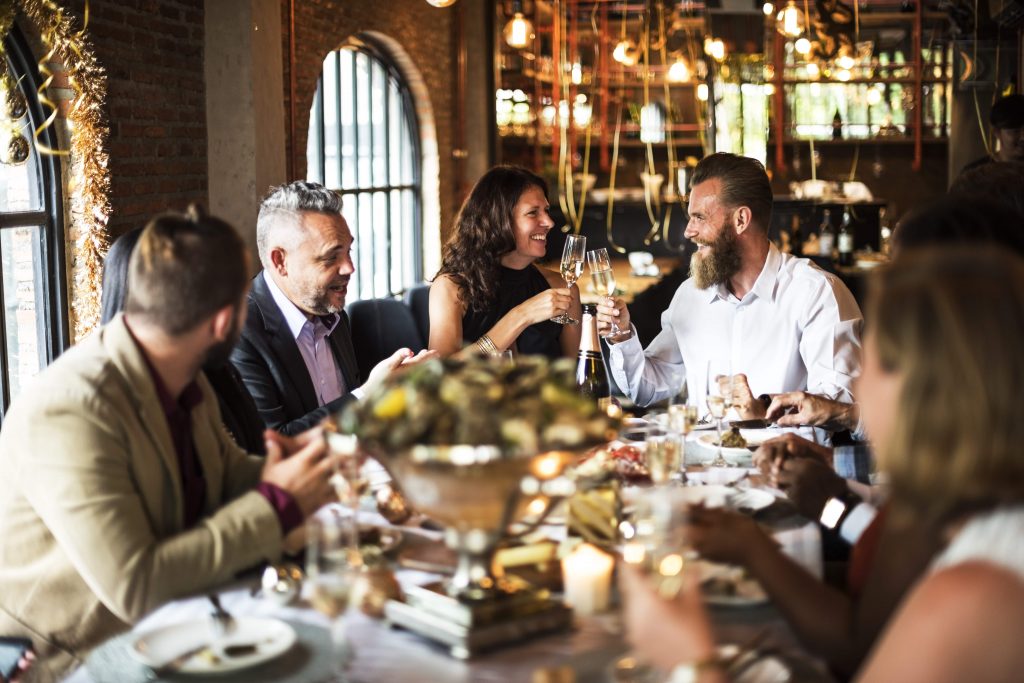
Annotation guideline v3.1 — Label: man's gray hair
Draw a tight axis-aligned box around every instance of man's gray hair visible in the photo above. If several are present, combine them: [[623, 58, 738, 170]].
[[256, 181, 344, 266]]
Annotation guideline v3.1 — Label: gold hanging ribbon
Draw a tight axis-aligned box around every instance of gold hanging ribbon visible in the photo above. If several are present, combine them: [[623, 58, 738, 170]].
[[639, 6, 660, 245], [605, 101, 627, 253]]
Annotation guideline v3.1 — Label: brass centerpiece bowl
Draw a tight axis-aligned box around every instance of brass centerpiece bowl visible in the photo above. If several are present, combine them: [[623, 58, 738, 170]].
[[336, 356, 618, 658]]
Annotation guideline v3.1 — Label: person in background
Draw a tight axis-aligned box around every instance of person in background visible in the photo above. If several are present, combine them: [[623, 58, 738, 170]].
[[100, 227, 266, 454], [232, 181, 434, 436], [950, 160, 1024, 220], [960, 94, 1024, 173], [429, 165, 581, 359], [622, 247, 1024, 682], [0, 208, 336, 681], [596, 152, 862, 413]]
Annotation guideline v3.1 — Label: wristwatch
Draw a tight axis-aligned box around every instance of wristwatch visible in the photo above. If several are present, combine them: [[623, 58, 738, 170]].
[[819, 490, 863, 531]]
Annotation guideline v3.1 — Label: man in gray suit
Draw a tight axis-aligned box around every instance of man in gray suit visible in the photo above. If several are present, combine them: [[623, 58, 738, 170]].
[[231, 181, 433, 435], [0, 207, 336, 681]]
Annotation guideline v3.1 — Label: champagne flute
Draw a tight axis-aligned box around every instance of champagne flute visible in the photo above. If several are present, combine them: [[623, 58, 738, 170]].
[[667, 377, 697, 474], [552, 234, 586, 324], [586, 248, 621, 336], [324, 430, 367, 551], [705, 360, 733, 468], [307, 509, 360, 681]]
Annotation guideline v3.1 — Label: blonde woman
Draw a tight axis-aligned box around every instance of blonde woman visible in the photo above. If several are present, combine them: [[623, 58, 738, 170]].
[[621, 246, 1024, 682]]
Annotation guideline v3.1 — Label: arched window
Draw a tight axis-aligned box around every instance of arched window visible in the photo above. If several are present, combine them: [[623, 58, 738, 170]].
[[307, 39, 422, 302], [0, 27, 67, 418]]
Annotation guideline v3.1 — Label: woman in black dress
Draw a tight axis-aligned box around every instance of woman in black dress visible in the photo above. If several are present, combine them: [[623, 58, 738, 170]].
[[429, 166, 582, 359]]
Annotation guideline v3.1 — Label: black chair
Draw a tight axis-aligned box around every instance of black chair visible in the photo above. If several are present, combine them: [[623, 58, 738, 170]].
[[346, 298, 426, 381], [404, 282, 431, 348]]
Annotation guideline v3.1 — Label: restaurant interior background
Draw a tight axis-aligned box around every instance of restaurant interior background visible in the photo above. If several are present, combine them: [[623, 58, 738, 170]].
[[0, 0, 1019, 415]]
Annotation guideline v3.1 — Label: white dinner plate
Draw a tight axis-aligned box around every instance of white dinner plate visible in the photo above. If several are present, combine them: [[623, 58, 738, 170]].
[[132, 616, 296, 674]]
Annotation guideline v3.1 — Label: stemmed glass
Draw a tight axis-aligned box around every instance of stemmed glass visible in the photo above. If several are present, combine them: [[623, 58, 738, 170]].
[[586, 248, 621, 336], [705, 360, 734, 468], [667, 378, 697, 477], [307, 509, 361, 681], [552, 234, 586, 324], [324, 430, 366, 551]]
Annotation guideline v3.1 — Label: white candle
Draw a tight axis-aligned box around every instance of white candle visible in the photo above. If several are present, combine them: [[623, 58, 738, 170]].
[[561, 543, 614, 616]]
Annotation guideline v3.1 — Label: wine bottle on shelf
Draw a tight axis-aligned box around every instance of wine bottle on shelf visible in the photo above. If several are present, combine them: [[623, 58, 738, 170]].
[[832, 109, 843, 139], [575, 304, 612, 410], [838, 208, 855, 266], [818, 209, 835, 258]]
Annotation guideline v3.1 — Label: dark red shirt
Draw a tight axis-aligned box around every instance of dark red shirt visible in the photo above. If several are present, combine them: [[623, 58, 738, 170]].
[[128, 327, 302, 534]]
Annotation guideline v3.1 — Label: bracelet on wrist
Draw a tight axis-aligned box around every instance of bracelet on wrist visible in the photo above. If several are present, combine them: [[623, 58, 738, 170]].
[[475, 335, 500, 357]]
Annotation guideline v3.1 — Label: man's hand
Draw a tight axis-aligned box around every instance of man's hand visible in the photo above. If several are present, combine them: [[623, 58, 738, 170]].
[[753, 433, 833, 483], [776, 456, 850, 520], [728, 373, 766, 419], [595, 296, 632, 341], [263, 426, 323, 459], [360, 348, 438, 396], [765, 391, 857, 431], [684, 504, 775, 567], [260, 434, 336, 518]]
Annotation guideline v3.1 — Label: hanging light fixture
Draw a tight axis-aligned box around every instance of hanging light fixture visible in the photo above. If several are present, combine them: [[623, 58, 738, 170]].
[[794, 37, 812, 56], [667, 54, 692, 83], [425, 0, 457, 6], [504, 0, 535, 49], [613, 39, 640, 66], [776, 0, 804, 38], [696, 83, 709, 101], [703, 37, 726, 62], [763, 1, 775, 16]]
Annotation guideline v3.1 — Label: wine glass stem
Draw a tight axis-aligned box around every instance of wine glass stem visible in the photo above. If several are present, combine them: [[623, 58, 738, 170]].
[[330, 614, 350, 681], [716, 417, 724, 465]]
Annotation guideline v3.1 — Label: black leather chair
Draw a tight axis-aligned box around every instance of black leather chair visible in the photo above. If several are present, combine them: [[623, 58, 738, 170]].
[[404, 282, 431, 348], [346, 297, 426, 381]]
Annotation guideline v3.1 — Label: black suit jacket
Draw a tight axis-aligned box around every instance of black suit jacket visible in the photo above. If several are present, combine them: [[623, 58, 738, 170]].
[[231, 272, 361, 436]]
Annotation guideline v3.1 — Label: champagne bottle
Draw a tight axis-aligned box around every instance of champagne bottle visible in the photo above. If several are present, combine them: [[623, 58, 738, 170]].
[[838, 208, 855, 266], [576, 304, 612, 410]]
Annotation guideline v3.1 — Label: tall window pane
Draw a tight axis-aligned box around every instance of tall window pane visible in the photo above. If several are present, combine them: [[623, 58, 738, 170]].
[[306, 41, 422, 302]]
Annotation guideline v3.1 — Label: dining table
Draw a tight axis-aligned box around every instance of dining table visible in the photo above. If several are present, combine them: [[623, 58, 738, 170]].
[[66, 427, 836, 683]]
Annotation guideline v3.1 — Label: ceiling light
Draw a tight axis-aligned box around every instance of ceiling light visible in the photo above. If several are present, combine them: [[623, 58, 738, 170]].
[[777, 0, 804, 39], [504, 1, 535, 49]]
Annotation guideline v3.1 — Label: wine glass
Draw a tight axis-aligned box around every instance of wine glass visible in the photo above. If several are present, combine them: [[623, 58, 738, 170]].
[[667, 377, 697, 475], [324, 430, 367, 551], [307, 509, 360, 681], [552, 234, 586, 324], [646, 433, 682, 485], [586, 248, 621, 336], [705, 360, 734, 468]]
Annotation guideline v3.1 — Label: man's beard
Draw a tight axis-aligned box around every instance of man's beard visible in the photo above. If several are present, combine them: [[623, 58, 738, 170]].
[[204, 309, 241, 369], [690, 222, 742, 290], [297, 280, 346, 316]]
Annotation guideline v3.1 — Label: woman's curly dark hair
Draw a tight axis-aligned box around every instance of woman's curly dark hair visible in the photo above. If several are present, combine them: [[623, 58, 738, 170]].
[[436, 165, 549, 312]]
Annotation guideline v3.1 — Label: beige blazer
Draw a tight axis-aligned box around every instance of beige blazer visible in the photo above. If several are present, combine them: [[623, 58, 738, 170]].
[[0, 315, 283, 682]]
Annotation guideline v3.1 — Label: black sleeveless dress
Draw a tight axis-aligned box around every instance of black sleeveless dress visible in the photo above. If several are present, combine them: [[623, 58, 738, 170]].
[[461, 265, 564, 359]]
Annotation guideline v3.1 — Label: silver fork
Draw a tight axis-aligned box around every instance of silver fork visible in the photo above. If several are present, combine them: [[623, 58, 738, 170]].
[[208, 594, 235, 638]]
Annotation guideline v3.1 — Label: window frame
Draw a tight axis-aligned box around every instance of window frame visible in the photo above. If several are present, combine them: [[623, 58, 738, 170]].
[[0, 25, 69, 418], [307, 38, 423, 302]]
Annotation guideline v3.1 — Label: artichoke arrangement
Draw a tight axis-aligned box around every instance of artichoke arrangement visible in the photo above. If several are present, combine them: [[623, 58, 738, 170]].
[[337, 356, 618, 456]]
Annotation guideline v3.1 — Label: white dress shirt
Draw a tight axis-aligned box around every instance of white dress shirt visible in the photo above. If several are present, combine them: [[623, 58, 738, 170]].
[[264, 271, 347, 406], [608, 244, 863, 410]]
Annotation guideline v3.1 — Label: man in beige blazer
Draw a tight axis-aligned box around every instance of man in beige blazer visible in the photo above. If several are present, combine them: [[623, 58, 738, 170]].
[[0, 208, 336, 681]]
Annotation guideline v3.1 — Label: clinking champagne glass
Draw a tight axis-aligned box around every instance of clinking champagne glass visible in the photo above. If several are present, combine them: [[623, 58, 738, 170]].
[[324, 430, 366, 551], [706, 360, 733, 468], [307, 509, 360, 681], [552, 234, 586, 325], [586, 248, 621, 336], [667, 377, 696, 475]]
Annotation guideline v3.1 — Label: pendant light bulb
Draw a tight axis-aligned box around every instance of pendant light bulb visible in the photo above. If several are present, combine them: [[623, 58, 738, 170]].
[[424, 0, 457, 6], [668, 55, 692, 83], [794, 38, 812, 56], [612, 39, 639, 66], [504, 3, 534, 50], [777, 0, 804, 38]]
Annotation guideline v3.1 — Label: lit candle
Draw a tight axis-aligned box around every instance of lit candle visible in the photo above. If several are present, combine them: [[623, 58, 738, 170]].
[[561, 543, 614, 616]]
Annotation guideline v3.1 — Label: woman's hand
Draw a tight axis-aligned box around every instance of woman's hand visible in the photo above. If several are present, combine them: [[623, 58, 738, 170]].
[[685, 504, 775, 567], [514, 287, 573, 326], [595, 296, 632, 340], [619, 563, 721, 675]]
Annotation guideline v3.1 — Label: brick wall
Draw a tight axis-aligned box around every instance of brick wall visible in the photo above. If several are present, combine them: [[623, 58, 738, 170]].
[[78, 0, 207, 239], [282, 0, 460, 238]]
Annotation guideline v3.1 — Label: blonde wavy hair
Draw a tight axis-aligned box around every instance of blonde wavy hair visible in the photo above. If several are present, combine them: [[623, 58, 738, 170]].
[[870, 247, 1024, 523]]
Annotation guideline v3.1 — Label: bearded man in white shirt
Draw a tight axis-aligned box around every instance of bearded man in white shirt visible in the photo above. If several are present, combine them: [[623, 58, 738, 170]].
[[596, 152, 862, 415]]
